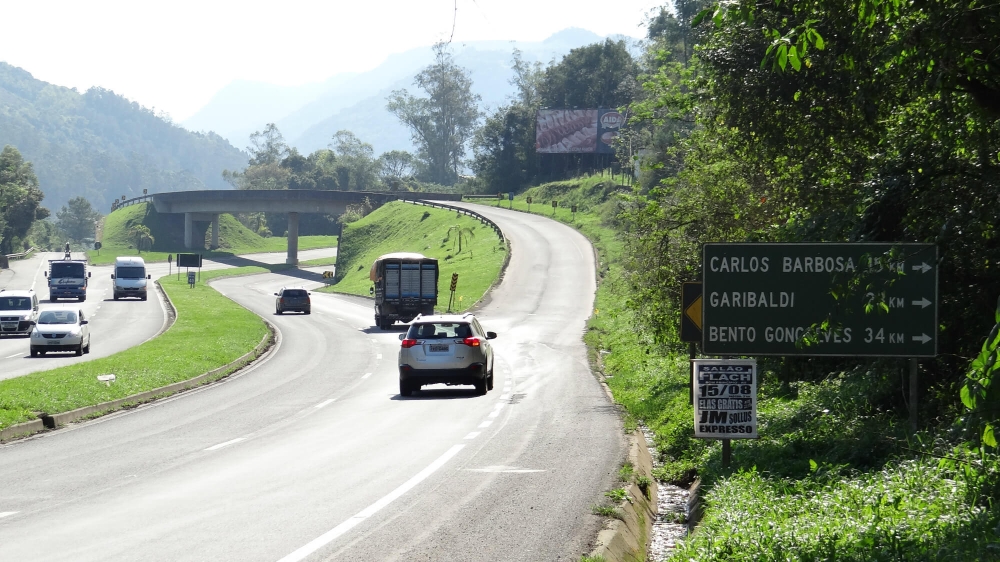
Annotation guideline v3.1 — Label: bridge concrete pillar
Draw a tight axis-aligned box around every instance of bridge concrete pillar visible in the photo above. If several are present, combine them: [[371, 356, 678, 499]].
[[184, 213, 194, 249], [286, 212, 299, 265], [210, 214, 220, 249]]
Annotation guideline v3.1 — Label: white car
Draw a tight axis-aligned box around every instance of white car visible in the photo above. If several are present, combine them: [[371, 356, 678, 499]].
[[30, 308, 91, 357], [0, 289, 39, 337]]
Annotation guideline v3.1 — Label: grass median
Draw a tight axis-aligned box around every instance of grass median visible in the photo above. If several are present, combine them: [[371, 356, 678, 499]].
[[0, 265, 282, 432]]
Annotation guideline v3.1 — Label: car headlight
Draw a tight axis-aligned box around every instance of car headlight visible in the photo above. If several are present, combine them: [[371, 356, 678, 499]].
[[31, 331, 41, 339], [69, 329, 81, 337]]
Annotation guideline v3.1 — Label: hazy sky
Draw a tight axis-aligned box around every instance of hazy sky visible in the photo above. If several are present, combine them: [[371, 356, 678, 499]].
[[1, 0, 662, 122]]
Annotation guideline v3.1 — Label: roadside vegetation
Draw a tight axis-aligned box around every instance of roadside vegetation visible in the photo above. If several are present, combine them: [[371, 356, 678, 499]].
[[0, 265, 280, 431], [486, 176, 1000, 561], [322, 200, 507, 313], [91, 202, 336, 265]]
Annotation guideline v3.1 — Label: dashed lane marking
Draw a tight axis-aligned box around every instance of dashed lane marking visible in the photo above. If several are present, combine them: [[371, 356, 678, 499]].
[[315, 399, 336, 409], [463, 432, 481, 440], [361, 372, 373, 379], [277, 444, 465, 562], [204, 437, 246, 451]]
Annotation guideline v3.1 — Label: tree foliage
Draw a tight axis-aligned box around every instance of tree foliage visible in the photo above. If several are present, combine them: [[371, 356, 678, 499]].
[[0, 64, 246, 213], [387, 43, 482, 185], [56, 196, 102, 242], [616, 0, 1000, 430], [0, 145, 49, 257]]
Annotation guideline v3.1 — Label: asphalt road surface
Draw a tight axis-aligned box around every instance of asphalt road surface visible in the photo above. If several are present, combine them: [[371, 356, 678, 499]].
[[0, 248, 336, 382], [0, 206, 624, 561]]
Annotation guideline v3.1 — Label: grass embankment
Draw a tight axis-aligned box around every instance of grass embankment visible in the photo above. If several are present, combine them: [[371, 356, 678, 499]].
[[476, 175, 999, 561], [0, 266, 282, 431], [91, 203, 336, 265], [320, 201, 507, 313]]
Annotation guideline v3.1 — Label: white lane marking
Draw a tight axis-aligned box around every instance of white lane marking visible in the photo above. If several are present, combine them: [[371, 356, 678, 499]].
[[204, 437, 246, 451], [467, 466, 545, 473], [0, 511, 17, 518], [376, 354, 382, 360], [361, 372, 372, 379], [277, 444, 466, 562], [315, 399, 336, 409], [337, 318, 344, 321], [463, 432, 480, 440], [5, 353, 22, 359], [478, 420, 493, 428], [499, 394, 510, 400]]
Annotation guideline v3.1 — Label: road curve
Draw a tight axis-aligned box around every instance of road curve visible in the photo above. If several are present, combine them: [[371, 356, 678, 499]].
[[0, 206, 624, 561]]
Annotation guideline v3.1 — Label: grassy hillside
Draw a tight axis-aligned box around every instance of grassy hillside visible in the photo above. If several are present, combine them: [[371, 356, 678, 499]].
[[474, 175, 1000, 561], [323, 201, 507, 313], [91, 202, 336, 264], [0, 63, 246, 212]]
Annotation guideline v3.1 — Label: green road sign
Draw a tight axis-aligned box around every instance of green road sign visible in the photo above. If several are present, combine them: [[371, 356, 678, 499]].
[[702, 243, 938, 357]]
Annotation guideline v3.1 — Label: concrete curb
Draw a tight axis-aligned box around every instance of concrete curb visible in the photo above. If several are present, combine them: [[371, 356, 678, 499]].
[[0, 283, 276, 443], [587, 429, 659, 562]]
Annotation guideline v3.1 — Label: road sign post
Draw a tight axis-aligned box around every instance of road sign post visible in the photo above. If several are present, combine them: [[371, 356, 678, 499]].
[[448, 273, 459, 312], [702, 243, 938, 357]]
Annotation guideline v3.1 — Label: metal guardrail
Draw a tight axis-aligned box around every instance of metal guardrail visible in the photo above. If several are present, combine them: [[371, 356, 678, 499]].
[[110, 194, 153, 212], [5, 247, 37, 261], [402, 198, 505, 243]]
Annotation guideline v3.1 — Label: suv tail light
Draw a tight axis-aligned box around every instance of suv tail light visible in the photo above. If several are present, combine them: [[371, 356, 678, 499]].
[[461, 336, 481, 347], [401, 338, 418, 348]]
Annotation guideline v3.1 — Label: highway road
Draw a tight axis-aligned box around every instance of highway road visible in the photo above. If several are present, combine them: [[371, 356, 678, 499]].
[[0, 248, 336, 382], [0, 206, 624, 561]]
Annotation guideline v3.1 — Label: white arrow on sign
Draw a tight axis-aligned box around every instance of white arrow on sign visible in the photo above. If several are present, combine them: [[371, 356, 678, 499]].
[[911, 262, 932, 273], [911, 333, 932, 344], [911, 297, 932, 308]]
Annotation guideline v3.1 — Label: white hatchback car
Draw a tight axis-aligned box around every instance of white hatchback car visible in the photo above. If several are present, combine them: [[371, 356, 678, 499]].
[[30, 308, 91, 357]]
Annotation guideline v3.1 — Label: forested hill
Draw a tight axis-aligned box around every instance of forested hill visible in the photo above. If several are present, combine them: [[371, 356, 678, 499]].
[[0, 62, 247, 213]]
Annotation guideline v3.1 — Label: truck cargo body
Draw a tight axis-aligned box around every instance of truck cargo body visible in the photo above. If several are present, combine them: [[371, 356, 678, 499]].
[[371, 253, 438, 330], [46, 260, 91, 302]]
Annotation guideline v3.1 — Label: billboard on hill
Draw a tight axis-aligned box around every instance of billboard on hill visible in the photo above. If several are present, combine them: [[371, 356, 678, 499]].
[[535, 109, 623, 154]]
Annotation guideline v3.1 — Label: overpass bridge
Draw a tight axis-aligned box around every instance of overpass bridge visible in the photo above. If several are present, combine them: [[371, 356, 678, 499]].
[[146, 190, 462, 265]]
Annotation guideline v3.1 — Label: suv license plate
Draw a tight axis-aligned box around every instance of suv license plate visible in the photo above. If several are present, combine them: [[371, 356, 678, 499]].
[[429, 344, 449, 352]]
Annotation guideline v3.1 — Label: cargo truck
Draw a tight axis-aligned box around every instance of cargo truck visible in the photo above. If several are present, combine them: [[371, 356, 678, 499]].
[[370, 252, 438, 330], [45, 257, 92, 301]]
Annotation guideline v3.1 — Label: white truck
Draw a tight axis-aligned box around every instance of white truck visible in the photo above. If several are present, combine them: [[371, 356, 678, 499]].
[[111, 256, 151, 300]]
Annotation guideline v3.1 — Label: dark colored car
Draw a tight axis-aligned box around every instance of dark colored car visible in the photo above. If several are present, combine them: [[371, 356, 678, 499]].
[[274, 287, 311, 314], [397, 313, 497, 396]]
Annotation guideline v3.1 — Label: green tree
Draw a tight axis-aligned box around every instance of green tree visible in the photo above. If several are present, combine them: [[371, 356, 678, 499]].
[[127, 224, 154, 253], [538, 39, 638, 109], [329, 131, 379, 191], [471, 49, 545, 193], [0, 145, 49, 260], [222, 123, 291, 191], [387, 43, 482, 185], [56, 196, 101, 241]]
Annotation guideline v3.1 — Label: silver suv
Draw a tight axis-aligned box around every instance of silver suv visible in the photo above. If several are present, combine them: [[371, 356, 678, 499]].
[[397, 313, 497, 396], [0, 289, 39, 337]]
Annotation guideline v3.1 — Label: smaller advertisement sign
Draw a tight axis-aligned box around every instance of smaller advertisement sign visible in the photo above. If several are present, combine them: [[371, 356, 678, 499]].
[[596, 109, 623, 154], [693, 359, 758, 439]]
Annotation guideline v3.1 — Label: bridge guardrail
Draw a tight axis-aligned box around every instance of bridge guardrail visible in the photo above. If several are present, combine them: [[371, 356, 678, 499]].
[[402, 198, 505, 243], [110, 194, 153, 212]]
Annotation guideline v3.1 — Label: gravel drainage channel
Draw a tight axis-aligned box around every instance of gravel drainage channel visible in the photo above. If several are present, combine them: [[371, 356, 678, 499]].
[[640, 426, 694, 561]]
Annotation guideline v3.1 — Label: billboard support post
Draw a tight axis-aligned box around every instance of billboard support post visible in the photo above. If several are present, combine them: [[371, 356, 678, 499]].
[[909, 358, 919, 431]]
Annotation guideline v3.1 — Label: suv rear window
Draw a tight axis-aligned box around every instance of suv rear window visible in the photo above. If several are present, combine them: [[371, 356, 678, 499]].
[[282, 289, 307, 298], [407, 322, 473, 339]]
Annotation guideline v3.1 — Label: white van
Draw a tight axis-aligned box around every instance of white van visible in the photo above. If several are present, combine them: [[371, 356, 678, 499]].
[[111, 256, 151, 300]]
